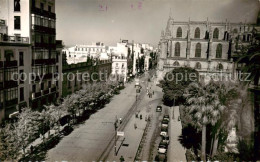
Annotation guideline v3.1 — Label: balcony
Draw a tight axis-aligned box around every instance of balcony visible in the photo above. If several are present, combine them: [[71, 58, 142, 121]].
[[4, 80, 18, 89], [0, 35, 29, 44], [32, 25, 56, 34], [34, 42, 56, 49], [32, 58, 56, 65], [31, 7, 56, 19], [5, 98, 18, 107], [4, 60, 18, 68]]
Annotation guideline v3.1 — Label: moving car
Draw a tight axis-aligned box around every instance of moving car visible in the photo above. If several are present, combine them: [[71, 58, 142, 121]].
[[156, 105, 162, 112], [160, 127, 168, 136]]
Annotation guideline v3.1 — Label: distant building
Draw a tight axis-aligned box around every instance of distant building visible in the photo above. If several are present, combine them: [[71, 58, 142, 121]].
[[63, 42, 108, 64], [111, 55, 127, 82], [62, 59, 112, 97]]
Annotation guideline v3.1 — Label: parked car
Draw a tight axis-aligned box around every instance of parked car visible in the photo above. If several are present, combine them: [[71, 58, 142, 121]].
[[158, 141, 168, 154], [161, 120, 169, 128], [162, 135, 170, 145], [163, 115, 170, 121], [155, 153, 167, 162], [160, 127, 168, 136], [156, 105, 162, 112]]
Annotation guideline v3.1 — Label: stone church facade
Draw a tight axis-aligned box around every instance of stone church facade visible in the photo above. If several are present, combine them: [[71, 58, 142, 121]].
[[157, 16, 254, 81]]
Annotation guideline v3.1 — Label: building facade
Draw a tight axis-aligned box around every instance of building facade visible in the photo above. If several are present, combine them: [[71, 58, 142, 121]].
[[157, 16, 254, 81], [0, 0, 62, 123], [62, 59, 112, 97]]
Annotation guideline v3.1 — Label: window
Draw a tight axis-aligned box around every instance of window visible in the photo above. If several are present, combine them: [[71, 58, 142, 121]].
[[195, 62, 201, 69], [48, 5, 51, 12], [213, 28, 219, 39], [48, 81, 51, 88], [177, 27, 182, 38], [19, 70, 24, 84], [19, 52, 24, 66], [40, 3, 44, 11], [32, 0, 35, 7], [216, 63, 223, 71], [195, 27, 200, 38], [32, 84, 36, 93], [173, 61, 180, 67], [195, 43, 201, 57], [5, 88, 18, 101], [175, 42, 180, 56], [216, 44, 222, 58], [14, 0, 20, 12], [14, 16, 21, 30], [41, 82, 44, 90], [20, 87, 24, 101], [5, 68, 17, 81]]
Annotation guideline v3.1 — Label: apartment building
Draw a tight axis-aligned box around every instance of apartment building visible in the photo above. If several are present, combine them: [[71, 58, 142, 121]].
[[0, 0, 62, 123]]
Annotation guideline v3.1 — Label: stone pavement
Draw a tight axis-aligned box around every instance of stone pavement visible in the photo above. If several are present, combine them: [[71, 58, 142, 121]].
[[168, 106, 186, 162], [106, 108, 149, 161]]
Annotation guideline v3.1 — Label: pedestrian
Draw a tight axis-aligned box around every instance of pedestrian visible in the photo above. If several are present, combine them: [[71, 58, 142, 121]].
[[134, 123, 137, 129], [119, 118, 122, 124], [135, 113, 138, 118], [153, 91, 154, 95], [140, 114, 142, 120], [120, 155, 125, 162]]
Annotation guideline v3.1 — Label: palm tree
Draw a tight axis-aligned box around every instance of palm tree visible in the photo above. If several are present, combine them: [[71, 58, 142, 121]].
[[184, 81, 225, 161], [209, 81, 238, 156], [236, 41, 260, 160]]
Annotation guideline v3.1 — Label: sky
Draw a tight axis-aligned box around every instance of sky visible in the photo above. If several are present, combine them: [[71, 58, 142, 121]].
[[56, 0, 260, 47]]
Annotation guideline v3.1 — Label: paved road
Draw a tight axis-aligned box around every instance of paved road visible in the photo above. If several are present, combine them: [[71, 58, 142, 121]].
[[46, 74, 149, 161]]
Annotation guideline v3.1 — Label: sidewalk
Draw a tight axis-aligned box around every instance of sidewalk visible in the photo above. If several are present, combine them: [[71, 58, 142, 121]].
[[168, 106, 186, 162], [106, 108, 149, 161]]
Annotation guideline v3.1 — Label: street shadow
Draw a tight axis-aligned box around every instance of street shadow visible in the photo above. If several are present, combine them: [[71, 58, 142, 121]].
[[19, 135, 63, 162], [178, 124, 201, 151]]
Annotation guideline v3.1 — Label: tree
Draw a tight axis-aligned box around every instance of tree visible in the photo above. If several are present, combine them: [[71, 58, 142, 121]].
[[236, 40, 260, 160], [184, 81, 226, 161], [63, 93, 81, 124], [209, 81, 238, 157], [0, 123, 19, 160], [161, 67, 199, 106]]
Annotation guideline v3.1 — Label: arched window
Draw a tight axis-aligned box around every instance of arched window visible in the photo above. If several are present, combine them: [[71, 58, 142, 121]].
[[195, 62, 201, 69], [213, 28, 219, 39], [177, 27, 182, 38], [173, 61, 180, 67], [175, 42, 180, 56], [233, 28, 238, 34], [216, 44, 222, 58], [195, 27, 200, 38], [195, 43, 201, 57], [216, 63, 223, 71]]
